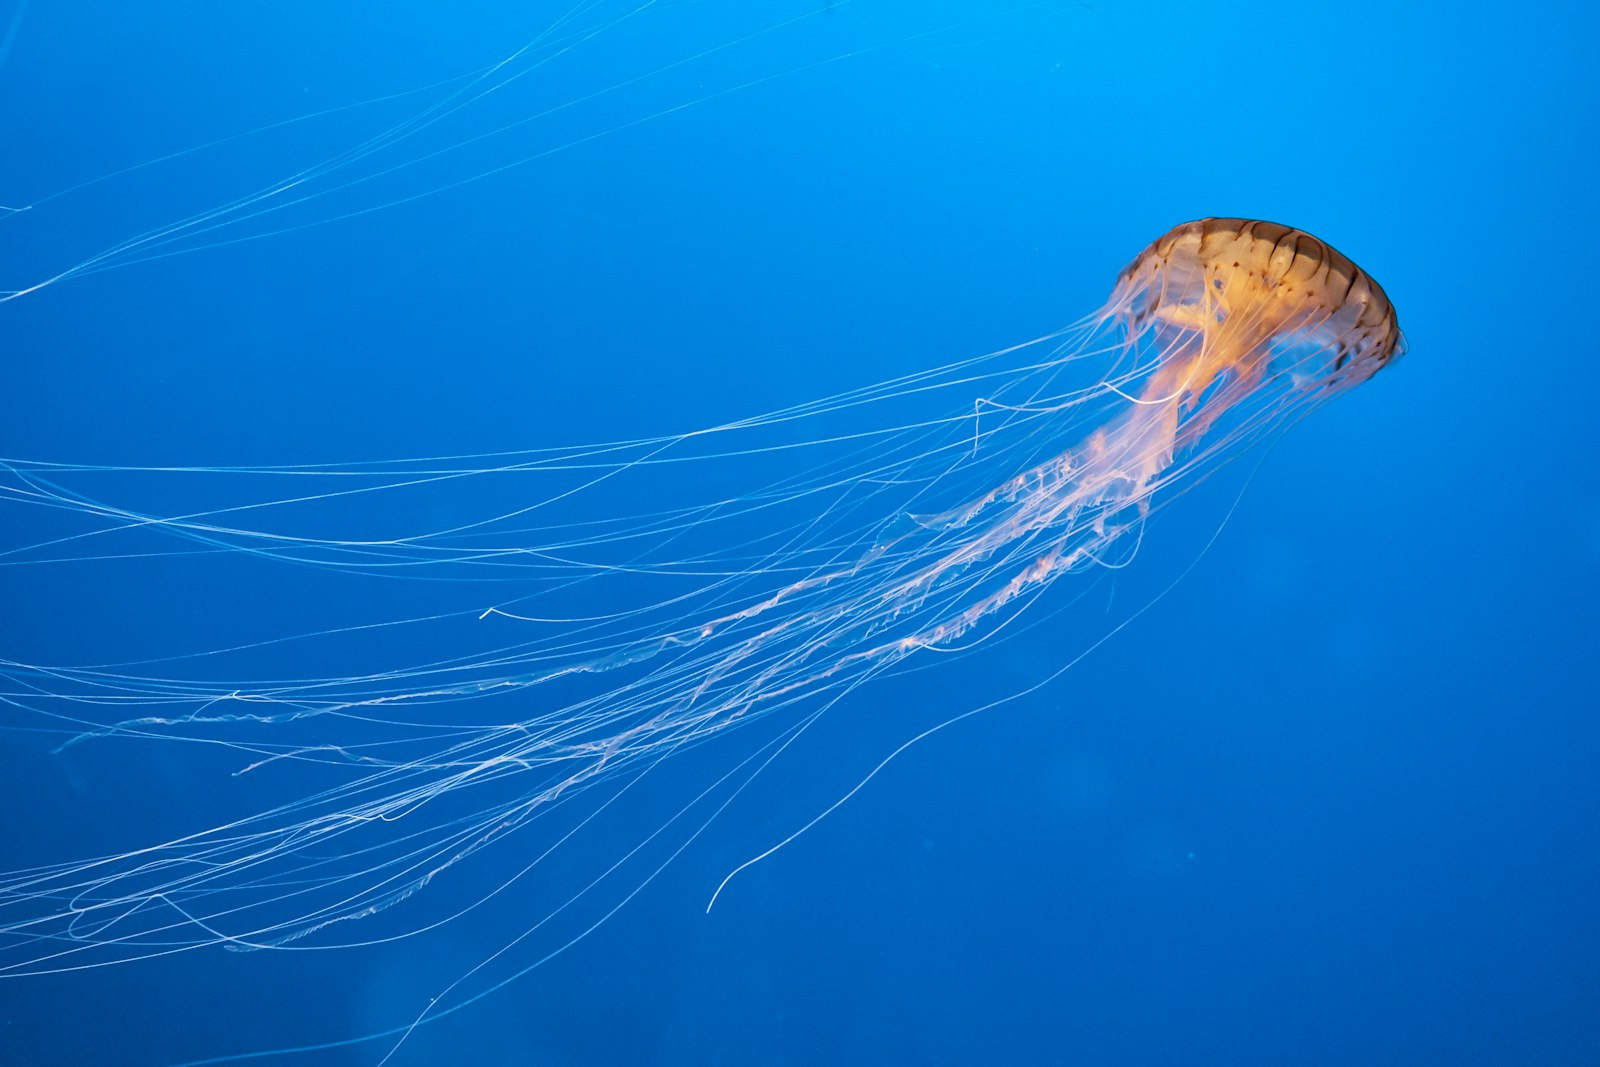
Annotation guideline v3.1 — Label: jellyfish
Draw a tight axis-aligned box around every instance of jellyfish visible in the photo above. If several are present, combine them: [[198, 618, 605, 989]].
[[0, 218, 1400, 1056]]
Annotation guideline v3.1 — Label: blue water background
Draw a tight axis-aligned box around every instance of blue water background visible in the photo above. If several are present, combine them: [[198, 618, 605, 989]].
[[1, 2, 1596, 1064]]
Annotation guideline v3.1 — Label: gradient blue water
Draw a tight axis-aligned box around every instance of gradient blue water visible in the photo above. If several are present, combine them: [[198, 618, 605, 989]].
[[2, 2, 1596, 1064]]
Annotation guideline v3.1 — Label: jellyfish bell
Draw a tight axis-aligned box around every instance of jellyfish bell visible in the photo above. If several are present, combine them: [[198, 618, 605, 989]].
[[1110, 218, 1402, 394], [1051, 218, 1404, 506]]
